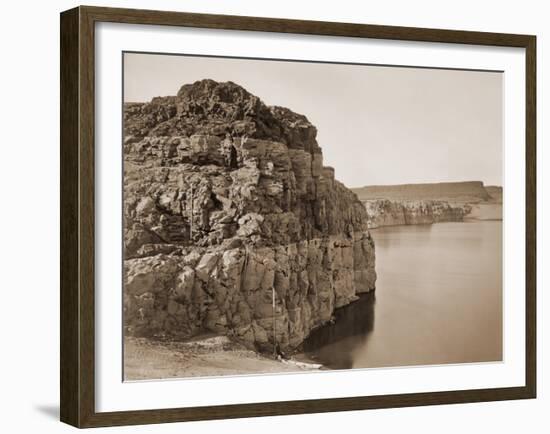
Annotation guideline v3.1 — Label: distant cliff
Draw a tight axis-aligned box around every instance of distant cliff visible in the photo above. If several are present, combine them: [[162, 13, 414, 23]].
[[123, 80, 376, 353], [353, 181, 491, 203], [363, 199, 470, 229], [352, 181, 502, 228]]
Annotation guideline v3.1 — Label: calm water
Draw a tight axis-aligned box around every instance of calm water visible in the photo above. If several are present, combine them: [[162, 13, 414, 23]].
[[303, 221, 503, 369]]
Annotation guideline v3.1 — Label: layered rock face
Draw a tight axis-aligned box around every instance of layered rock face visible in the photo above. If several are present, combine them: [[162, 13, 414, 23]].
[[352, 181, 502, 228], [353, 181, 491, 203], [123, 80, 376, 352], [363, 199, 469, 229]]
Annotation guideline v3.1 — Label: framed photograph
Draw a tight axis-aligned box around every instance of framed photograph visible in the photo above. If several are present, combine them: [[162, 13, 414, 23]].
[[60, 6, 536, 428]]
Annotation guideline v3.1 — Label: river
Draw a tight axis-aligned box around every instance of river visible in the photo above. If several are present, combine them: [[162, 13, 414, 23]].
[[303, 221, 503, 369]]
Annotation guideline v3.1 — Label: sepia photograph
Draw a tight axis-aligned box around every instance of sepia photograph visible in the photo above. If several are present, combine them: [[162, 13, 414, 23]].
[[122, 52, 503, 381]]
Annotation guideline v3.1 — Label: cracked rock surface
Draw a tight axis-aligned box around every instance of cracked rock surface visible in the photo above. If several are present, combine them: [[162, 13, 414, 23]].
[[124, 79, 376, 352]]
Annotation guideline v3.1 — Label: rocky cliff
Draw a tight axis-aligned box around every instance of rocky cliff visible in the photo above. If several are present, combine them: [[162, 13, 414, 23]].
[[363, 199, 470, 229], [123, 79, 376, 353], [352, 181, 503, 228], [353, 181, 491, 203]]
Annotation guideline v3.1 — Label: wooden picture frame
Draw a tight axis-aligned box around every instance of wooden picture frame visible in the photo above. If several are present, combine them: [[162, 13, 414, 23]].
[[60, 5, 536, 428]]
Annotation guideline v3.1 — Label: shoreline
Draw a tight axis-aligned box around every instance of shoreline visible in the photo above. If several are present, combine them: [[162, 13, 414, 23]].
[[124, 335, 321, 381], [369, 216, 503, 231], [368, 203, 502, 230], [124, 292, 379, 380], [124, 218, 502, 381]]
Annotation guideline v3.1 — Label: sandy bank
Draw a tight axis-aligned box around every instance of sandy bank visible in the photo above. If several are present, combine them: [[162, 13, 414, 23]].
[[124, 335, 321, 381]]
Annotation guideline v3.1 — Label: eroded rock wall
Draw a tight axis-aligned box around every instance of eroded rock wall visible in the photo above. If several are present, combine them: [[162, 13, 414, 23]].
[[123, 80, 376, 352], [125, 234, 375, 352], [364, 199, 469, 229]]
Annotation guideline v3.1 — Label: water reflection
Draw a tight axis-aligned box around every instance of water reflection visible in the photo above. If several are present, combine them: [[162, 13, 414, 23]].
[[303, 221, 502, 369], [303, 292, 376, 369]]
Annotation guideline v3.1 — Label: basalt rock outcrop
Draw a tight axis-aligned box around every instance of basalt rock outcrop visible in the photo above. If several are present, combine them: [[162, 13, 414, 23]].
[[352, 181, 502, 228], [363, 199, 470, 229], [123, 79, 376, 353], [353, 181, 492, 203]]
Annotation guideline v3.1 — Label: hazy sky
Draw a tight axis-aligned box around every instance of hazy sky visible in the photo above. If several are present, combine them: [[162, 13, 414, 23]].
[[124, 52, 503, 188]]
